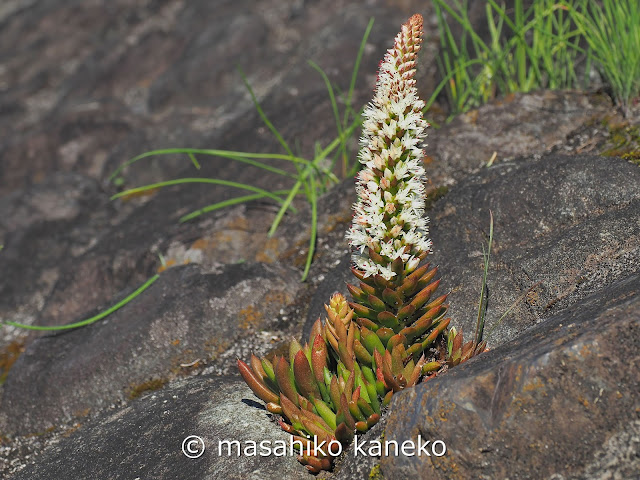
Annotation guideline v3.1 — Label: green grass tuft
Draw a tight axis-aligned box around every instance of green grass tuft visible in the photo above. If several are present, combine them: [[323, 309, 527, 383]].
[[431, 0, 640, 117], [432, 0, 586, 117], [566, 0, 640, 116]]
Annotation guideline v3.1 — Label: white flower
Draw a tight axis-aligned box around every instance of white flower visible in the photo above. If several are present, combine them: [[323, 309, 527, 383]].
[[366, 181, 379, 193], [406, 256, 420, 272], [380, 241, 395, 258], [378, 264, 397, 280], [348, 14, 432, 280]]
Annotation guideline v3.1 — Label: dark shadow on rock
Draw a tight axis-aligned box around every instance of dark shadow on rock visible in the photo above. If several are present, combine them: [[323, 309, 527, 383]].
[[241, 398, 265, 411]]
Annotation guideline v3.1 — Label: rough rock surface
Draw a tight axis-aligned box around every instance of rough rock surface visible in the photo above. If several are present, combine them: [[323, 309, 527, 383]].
[[0, 173, 113, 342], [426, 91, 612, 187], [429, 153, 640, 345], [0, 262, 303, 435], [0, 0, 618, 350], [374, 274, 640, 480], [0, 0, 433, 348], [10, 377, 310, 480], [305, 153, 640, 346], [1, 0, 638, 479]]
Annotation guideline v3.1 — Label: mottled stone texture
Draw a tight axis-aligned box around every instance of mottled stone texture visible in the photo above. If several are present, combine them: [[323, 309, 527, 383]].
[[429, 153, 640, 346], [10, 377, 310, 480], [376, 274, 640, 480], [426, 91, 612, 186], [0, 0, 426, 349], [0, 262, 302, 435], [306, 154, 640, 346], [0, 0, 638, 479], [0, 1, 616, 351]]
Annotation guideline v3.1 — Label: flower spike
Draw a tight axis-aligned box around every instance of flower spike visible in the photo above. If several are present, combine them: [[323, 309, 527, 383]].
[[347, 13, 431, 280]]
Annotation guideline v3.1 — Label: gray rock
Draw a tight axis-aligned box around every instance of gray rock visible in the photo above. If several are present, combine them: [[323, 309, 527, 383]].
[[305, 154, 640, 347], [429, 153, 640, 346], [0, 0, 438, 351], [302, 253, 353, 341], [427, 90, 613, 187], [1, 1, 637, 478], [331, 417, 389, 480], [0, 0, 433, 197], [1, 0, 618, 355], [372, 274, 640, 480], [0, 173, 113, 344], [0, 262, 303, 435], [10, 376, 310, 480]]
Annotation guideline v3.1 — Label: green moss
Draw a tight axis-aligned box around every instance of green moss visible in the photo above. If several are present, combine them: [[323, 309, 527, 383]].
[[369, 464, 384, 480], [600, 121, 640, 160], [127, 378, 167, 400], [621, 151, 640, 166]]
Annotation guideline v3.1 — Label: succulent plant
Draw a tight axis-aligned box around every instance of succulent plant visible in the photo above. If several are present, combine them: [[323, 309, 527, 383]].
[[445, 326, 487, 368], [239, 294, 382, 472], [238, 13, 485, 472]]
